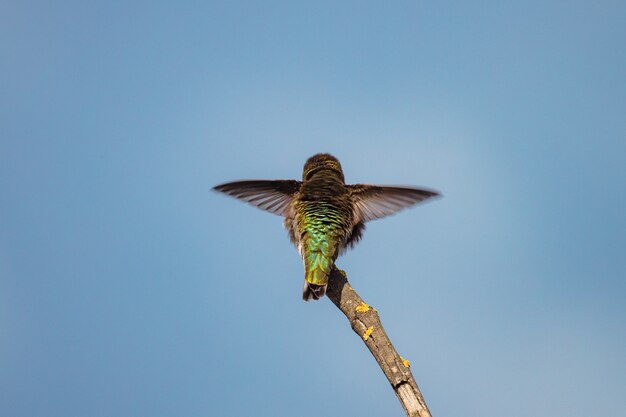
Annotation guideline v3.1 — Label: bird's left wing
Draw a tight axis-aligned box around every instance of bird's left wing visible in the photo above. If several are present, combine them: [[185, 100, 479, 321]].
[[213, 180, 302, 216], [348, 184, 439, 223]]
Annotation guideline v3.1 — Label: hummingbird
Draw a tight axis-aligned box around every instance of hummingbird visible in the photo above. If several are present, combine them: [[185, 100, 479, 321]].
[[213, 153, 439, 301]]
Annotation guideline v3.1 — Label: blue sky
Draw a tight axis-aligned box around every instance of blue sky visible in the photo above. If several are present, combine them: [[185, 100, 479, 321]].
[[1, 1, 625, 416]]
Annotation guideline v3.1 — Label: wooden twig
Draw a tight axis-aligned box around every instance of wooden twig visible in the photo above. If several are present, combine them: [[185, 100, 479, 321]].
[[326, 267, 432, 417]]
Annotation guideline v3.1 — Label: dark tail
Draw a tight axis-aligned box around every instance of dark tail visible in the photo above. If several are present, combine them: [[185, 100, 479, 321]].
[[302, 281, 327, 301]]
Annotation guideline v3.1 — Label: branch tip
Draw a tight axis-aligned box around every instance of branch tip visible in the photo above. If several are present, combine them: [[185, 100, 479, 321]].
[[326, 267, 432, 417]]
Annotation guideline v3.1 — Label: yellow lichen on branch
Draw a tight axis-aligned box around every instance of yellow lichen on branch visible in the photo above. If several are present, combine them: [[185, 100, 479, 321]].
[[362, 326, 374, 341], [400, 356, 411, 368], [355, 302, 371, 313]]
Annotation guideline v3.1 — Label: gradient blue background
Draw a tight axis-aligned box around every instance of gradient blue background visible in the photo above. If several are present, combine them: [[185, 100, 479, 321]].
[[2, 1, 625, 416]]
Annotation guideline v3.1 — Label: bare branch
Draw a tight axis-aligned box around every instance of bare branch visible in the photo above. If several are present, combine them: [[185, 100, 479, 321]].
[[326, 268, 433, 417]]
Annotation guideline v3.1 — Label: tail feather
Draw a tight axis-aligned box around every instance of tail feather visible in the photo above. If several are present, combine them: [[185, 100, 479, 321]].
[[302, 281, 327, 301], [302, 249, 332, 301]]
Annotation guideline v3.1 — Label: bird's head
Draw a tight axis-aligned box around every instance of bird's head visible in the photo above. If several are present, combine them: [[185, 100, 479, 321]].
[[302, 153, 345, 182]]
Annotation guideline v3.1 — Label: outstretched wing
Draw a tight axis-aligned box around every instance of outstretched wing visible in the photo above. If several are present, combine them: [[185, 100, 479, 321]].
[[348, 184, 439, 223], [213, 180, 301, 216]]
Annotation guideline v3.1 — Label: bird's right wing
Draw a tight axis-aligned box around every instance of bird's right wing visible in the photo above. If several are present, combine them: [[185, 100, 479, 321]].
[[213, 180, 302, 216]]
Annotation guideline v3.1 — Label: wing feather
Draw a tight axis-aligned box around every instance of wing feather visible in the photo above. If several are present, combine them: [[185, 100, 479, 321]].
[[349, 184, 439, 223], [213, 180, 301, 216]]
